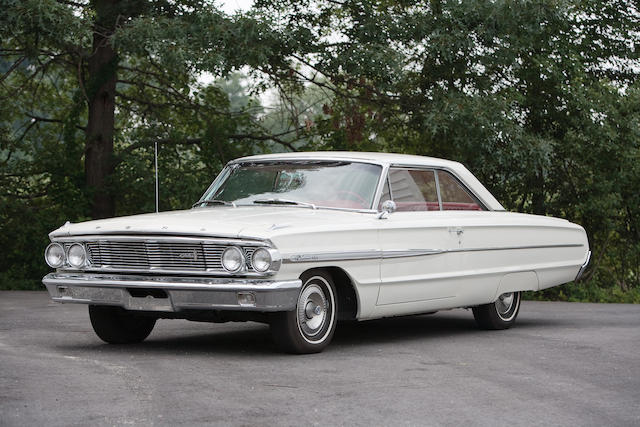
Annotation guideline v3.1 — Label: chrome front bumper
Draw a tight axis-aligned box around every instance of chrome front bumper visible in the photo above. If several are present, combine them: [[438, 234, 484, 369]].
[[43, 272, 302, 312]]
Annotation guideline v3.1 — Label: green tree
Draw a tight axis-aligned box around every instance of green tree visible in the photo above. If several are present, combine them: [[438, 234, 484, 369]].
[[1, 0, 295, 218], [255, 0, 640, 299], [0, 0, 299, 288]]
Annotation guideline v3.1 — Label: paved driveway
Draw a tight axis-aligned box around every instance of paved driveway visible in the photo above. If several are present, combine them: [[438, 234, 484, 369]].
[[0, 291, 638, 426]]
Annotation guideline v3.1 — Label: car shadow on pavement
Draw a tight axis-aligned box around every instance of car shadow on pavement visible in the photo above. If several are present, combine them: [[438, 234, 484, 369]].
[[54, 311, 474, 355], [55, 324, 279, 357], [334, 312, 480, 344], [53, 310, 570, 356]]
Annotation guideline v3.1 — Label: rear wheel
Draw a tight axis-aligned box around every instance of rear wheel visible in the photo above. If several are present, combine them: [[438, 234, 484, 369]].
[[89, 305, 156, 344], [270, 271, 337, 354], [472, 292, 521, 330]]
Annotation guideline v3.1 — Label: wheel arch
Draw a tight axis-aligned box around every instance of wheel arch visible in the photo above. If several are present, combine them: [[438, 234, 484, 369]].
[[494, 271, 539, 301], [299, 266, 359, 321]]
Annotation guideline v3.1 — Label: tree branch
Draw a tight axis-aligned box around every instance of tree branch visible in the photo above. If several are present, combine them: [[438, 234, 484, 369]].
[[0, 56, 26, 84], [115, 124, 306, 165], [230, 132, 298, 152], [25, 113, 86, 131], [14, 119, 38, 144], [55, 0, 89, 7]]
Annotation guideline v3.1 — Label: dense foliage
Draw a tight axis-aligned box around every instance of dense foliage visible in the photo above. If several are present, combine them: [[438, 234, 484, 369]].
[[1, 0, 638, 302]]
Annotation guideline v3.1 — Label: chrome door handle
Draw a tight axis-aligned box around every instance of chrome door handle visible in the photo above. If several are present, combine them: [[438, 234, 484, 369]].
[[449, 227, 464, 236]]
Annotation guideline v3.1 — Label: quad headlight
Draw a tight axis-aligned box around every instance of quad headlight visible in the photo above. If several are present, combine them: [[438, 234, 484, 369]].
[[221, 246, 245, 272], [222, 246, 280, 274], [44, 243, 65, 268], [67, 243, 87, 268], [251, 248, 272, 273], [45, 242, 89, 269]]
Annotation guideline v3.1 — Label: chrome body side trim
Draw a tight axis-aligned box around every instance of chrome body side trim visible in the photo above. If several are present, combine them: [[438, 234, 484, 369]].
[[448, 243, 584, 253], [575, 250, 592, 281], [43, 273, 302, 312], [282, 244, 584, 264], [382, 249, 446, 258], [284, 249, 444, 263]]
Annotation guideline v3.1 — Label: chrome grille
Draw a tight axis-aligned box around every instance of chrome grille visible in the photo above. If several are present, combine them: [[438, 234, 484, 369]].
[[86, 241, 256, 273], [244, 247, 256, 270]]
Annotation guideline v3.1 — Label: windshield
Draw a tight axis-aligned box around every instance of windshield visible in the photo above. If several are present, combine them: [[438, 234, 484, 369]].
[[198, 161, 382, 210]]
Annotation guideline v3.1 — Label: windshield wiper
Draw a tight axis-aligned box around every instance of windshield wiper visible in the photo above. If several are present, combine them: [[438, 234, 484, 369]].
[[192, 199, 236, 208], [253, 198, 316, 209]]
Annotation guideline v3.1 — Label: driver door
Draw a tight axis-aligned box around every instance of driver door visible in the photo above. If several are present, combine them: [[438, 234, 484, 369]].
[[376, 167, 463, 306]]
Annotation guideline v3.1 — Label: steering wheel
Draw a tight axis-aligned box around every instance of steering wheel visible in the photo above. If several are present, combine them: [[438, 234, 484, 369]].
[[335, 190, 368, 207]]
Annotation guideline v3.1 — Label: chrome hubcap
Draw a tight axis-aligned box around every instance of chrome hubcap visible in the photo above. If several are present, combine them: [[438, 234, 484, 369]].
[[297, 284, 327, 337], [496, 293, 515, 316]]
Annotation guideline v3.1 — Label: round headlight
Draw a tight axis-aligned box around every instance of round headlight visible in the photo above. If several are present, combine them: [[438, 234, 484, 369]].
[[251, 248, 272, 273], [222, 246, 245, 272], [45, 243, 65, 268], [67, 243, 87, 268]]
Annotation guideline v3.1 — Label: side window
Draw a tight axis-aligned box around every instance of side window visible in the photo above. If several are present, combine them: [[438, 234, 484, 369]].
[[437, 171, 482, 211], [388, 168, 439, 211]]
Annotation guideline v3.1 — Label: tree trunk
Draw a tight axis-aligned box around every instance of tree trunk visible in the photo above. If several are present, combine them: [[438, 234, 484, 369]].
[[85, 1, 118, 219]]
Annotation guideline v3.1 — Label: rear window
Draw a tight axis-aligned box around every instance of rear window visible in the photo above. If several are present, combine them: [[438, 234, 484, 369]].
[[438, 171, 482, 211]]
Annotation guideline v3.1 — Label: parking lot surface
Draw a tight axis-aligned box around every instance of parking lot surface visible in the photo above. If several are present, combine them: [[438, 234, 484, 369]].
[[0, 291, 639, 426]]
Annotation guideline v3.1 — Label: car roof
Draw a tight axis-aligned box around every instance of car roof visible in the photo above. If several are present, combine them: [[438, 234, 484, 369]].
[[233, 151, 462, 168]]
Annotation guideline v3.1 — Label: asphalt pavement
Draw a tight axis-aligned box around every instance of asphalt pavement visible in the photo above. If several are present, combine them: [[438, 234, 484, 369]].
[[0, 291, 638, 427]]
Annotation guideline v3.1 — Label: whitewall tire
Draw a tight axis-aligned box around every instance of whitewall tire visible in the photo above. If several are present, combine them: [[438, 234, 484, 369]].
[[472, 292, 522, 330], [270, 271, 337, 354]]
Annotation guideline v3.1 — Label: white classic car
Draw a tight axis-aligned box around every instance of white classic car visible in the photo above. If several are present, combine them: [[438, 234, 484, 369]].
[[43, 152, 590, 353]]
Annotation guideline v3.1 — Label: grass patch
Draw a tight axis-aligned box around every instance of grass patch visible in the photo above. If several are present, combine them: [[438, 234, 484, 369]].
[[523, 281, 640, 304]]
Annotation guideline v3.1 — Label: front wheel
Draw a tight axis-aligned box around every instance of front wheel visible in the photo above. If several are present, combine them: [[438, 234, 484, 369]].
[[270, 271, 337, 354], [89, 305, 156, 344], [472, 292, 522, 330]]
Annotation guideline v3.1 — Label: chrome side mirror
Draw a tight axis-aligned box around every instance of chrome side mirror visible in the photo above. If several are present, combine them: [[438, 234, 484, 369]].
[[378, 200, 396, 219]]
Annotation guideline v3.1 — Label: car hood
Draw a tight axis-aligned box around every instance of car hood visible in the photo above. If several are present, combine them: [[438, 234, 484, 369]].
[[49, 206, 374, 241]]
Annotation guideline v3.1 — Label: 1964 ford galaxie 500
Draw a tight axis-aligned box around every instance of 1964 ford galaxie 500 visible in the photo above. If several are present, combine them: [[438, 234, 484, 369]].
[[43, 152, 590, 353]]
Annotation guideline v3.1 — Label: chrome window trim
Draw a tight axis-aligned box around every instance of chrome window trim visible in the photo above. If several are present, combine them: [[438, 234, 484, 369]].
[[282, 243, 584, 264], [433, 170, 443, 210], [372, 163, 390, 211]]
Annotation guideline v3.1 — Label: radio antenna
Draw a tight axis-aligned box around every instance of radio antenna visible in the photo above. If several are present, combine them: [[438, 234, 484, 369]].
[[154, 141, 159, 213]]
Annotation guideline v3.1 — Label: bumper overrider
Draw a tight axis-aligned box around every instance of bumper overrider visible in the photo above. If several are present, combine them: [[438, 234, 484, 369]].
[[43, 272, 302, 312]]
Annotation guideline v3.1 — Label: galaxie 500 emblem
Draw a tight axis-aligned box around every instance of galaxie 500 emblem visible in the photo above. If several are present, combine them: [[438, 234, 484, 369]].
[[176, 250, 198, 261], [289, 254, 319, 262]]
